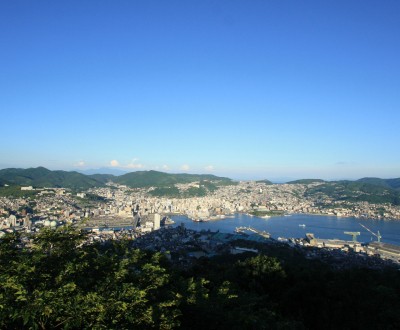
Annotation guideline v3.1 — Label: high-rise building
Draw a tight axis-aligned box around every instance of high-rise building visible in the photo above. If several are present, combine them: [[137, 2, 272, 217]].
[[153, 213, 161, 230]]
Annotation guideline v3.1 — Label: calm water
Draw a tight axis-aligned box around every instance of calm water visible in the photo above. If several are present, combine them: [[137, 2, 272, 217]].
[[171, 213, 400, 246]]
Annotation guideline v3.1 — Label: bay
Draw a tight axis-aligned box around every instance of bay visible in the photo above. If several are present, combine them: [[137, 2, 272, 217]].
[[171, 213, 400, 246]]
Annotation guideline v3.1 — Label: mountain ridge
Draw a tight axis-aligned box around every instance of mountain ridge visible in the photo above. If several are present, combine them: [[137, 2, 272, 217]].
[[113, 170, 234, 188], [1, 167, 399, 194], [0, 167, 235, 190], [0, 167, 106, 190]]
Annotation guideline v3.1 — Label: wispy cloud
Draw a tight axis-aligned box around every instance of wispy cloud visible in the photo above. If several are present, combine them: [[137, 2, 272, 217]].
[[126, 159, 144, 169], [204, 165, 215, 171], [110, 159, 144, 169], [181, 164, 190, 171], [74, 161, 86, 167], [126, 163, 144, 169]]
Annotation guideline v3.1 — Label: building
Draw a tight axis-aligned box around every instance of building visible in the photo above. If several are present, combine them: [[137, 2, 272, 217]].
[[305, 233, 362, 251], [141, 213, 161, 231], [367, 242, 400, 262]]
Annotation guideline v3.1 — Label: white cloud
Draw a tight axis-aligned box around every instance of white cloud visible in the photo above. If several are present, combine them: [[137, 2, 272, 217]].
[[125, 158, 144, 169], [75, 161, 85, 167], [205, 165, 215, 171], [110, 160, 120, 167], [181, 164, 190, 171], [162, 165, 170, 171]]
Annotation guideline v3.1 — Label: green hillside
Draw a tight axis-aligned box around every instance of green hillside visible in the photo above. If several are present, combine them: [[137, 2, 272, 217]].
[[148, 183, 216, 198], [357, 177, 400, 191], [0, 167, 105, 190], [114, 170, 234, 188], [0, 185, 39, 198], [304, 181, 400, 205], [0, 178, 9, 186], [0, 168, 235, 191]]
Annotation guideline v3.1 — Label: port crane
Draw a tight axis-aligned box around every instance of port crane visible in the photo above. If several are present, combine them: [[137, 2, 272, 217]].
[[344, 231, 361, 242], [359, 223, 382, 243]]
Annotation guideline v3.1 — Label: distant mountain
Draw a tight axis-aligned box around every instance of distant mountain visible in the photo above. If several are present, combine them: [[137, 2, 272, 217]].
[[357, 177, 400, 191], [0, 167, 235, 190], [78, 168, 129, 176], [87, 174, 116, 183], [0, 167, 106, 190], [114, 170, 235, 188], [287, 179, 325, 184], [256, 179, 273, 185]]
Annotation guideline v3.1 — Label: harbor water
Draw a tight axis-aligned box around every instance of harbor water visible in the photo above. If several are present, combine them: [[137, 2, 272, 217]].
[[171, 213, 400, 246]]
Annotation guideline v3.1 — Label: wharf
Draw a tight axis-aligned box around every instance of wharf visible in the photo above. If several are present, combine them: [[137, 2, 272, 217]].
[[235, 226, 271, 239]]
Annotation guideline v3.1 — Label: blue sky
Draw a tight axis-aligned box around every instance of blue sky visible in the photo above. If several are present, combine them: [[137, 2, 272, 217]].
[[1, 1, 399, 180]]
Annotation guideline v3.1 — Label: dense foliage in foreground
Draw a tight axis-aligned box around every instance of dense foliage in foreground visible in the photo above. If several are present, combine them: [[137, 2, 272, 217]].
[[1, 228, 400, 329]]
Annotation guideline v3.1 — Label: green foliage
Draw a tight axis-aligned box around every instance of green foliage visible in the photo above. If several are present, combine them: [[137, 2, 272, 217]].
[[2, 228, 400, 329], [182, 187, 208, 198], [149, 182, 222, 198], [199, 180, 218, 192], [80, 193, 107, 202], [305, 181, 400, 205], [357, 177, 400, 191], [0, 228, 182, 329], [0, 168, 237, 191], [149, 186, 181, 197], [0, 167, 106, 190], [249, 210, 285, 217], [0, 185, 38, 198], [114, 170, 234, 188]]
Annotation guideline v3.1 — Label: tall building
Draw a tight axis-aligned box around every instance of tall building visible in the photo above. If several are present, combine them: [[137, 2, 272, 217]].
[[140, 213, 161, 231], [132, 214, 140, 228], [153, 213, 161, 230]]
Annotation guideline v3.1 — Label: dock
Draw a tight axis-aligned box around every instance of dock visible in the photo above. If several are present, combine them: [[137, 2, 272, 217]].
[[235, 226, 271, 239]]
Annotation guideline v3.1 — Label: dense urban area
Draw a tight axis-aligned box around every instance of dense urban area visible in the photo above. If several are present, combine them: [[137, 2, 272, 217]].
[[1, 178, 400, 264], [2, 179, 400, 230]]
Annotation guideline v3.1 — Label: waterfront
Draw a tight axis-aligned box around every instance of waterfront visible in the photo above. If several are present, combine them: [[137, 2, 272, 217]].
[[171, 213, 400, 246]]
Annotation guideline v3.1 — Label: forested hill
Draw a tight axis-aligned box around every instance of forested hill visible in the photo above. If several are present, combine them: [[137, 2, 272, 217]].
[[357, 177, 400, 191], [113, 170, 234, 188], [304, 180, 400, 205], [0, 167, 106, 190], [1, 167, 398, 200], [0, 167, 235, 190]]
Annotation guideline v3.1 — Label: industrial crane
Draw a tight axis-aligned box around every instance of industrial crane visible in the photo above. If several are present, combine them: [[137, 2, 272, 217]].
[[359, 223, 382, 243], [344, 231, 360, 242]]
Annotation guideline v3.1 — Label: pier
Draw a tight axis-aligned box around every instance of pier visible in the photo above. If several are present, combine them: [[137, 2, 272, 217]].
[[235, 226, 271, 239]]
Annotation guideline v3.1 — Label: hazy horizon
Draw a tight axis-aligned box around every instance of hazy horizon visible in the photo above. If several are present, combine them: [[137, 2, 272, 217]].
[[1, 1, 399, 180]]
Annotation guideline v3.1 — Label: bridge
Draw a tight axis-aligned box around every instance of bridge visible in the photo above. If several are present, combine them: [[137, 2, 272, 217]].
[[235, 226, 271, 239]]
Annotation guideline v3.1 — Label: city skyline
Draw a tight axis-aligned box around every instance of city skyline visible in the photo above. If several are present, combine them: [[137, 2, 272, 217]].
[[1, 1, 399, 181]]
